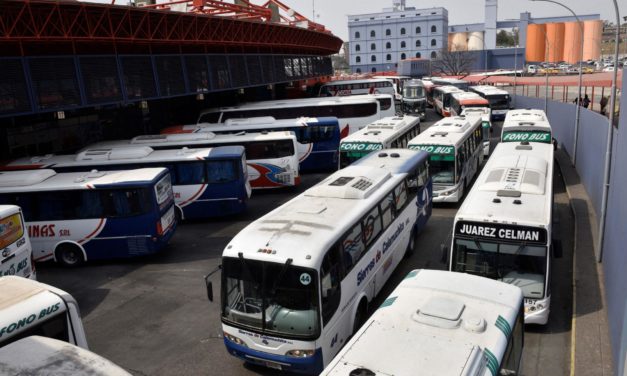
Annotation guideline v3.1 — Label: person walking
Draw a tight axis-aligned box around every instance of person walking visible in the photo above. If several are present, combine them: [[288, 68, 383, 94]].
[[583, 94, 590, 109], [600, 96, 608, 116]]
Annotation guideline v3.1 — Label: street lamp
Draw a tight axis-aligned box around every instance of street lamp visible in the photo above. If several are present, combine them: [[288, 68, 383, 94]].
[[597, 0, 622, 262], [530, 0, 584, 165]]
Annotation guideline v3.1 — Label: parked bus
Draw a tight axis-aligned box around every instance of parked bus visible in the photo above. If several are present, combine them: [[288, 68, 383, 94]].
[[422, 79, 436, 108], [431, 77, 470, 91], [82, 132, 300, 190], [321, 269, 524, 376], [206, 149, 432, 374], [319, 78, 397, 100], [0, 168, 176, 266], [450, 92, 490, 116], [501, 109, 553, 144], [197, 94, 396, 137], [0, 336, 132, 375], [462, 107, 492, 156], [469, 85, 512, 119], [432, 85, 464, 117], [0, 205, 35, 280], [339, 116, 421, 168], [447, 141, 555, 325], [0, 276, 88, 348], [408, 116, 483, 203], [160, 117, 340, 172], [2, 147, 250, 221], [400, 79, 427, 119]]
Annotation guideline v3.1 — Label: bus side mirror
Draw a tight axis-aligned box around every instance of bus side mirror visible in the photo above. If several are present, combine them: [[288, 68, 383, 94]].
[[552, 138, 558, 151], [204, 265, 222, 302], [440, 244, 449, 265], [553, 239, 563, 259]]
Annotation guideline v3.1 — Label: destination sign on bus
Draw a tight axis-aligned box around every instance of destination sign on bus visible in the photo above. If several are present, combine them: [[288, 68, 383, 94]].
[[502, 132, 551, 143], [339, 142, 383, 152], [408, 144, 455, 156], [454, 221, 547, 244]]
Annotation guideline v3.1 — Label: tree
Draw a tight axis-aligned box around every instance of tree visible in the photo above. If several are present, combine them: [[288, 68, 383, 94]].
[[431, 48, 476, 76], [496, 30, 516, 47]]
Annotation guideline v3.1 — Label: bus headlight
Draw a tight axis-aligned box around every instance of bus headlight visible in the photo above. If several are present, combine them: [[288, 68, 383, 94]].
[[286, 349, 315, 358], [224, 332, 247, 347]]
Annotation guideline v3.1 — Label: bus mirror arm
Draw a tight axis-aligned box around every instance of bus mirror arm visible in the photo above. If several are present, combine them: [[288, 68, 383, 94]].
[[440, 244, 449, 264], [204, 265, 222, 302]]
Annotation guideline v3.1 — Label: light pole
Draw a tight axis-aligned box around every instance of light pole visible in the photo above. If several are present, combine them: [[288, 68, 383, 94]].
[[530, 0, 584, 165], [597, 0, 622, 262]]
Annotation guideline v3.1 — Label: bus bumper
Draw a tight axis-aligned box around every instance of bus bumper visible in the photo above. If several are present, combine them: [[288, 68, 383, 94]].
[[524, 296, 550, 325], [224, 339, 324, 375]]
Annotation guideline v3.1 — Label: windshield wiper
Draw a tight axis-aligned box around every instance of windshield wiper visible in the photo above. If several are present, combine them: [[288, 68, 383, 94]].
[[472, 239, 500, 278], [270, 258, 293, 296]]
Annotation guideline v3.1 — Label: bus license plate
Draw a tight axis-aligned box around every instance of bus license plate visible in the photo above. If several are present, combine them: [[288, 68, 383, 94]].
[[264, 361, 282, 370]]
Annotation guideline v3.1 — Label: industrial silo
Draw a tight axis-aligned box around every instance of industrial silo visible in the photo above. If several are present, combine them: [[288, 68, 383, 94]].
[[448, 33, 454, 50], [451, 32, 468, 51], [583, 20, 602, 61], [467, 31, 485, 51], [545, 23, 565, 63], [525, 24, 546, 63], [563, 21, 583, 64]]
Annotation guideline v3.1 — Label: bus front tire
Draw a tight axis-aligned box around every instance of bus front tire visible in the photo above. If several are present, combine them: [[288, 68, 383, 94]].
[[56, 244, 85, 267], [404, 228, 417, 258], [353, 300, 368, 335]]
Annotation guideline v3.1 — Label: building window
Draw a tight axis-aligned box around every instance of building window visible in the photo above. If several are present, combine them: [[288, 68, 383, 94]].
[[355, 31, 360, 39], [431, 39, 436, 47], [356, 68, 362, 73], [431, 25, 437, 33], [371, 55, 376, 62], [370, 30, 376, 37], [386, 42, 391, 49], [386, 29, 391, 36], [371, 67, 377, 72], [416, 52, 421, 58], [400, 27, 406, 35], [386, 54, 392, 61], [355, 44, 361, 52], [371, 43, 376, 51], [416, 26, 421, 34], [431, 51, 437, 59], [400, 41, 406, 48], [401, 53, 406, 60], [416, 40, 421, 47], [356, 56, 361, 63]]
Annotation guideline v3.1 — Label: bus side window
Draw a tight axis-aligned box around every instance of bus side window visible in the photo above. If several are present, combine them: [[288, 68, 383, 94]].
[[341, 223, 366, 272], [176, 162, 206, 185], [418, 162, 429, 189], [380, 192, 396, 229], [320, 245, 343, 326], [393, 182, 408, 212], [362, 205, 383, 248]]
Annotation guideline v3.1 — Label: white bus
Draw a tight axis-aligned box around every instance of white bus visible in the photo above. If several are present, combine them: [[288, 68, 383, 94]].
[[197, 94, 396, 137], [447, 141, 555, 325], [462, 107, 493, 156], [338, 116, 421, 168], [206, 149, 432, 374], [319, 78, 397, 100], [0, 205, 35, 280], [469, 85, 512, 119], [0, 276, 88, 348], [83, 131, 300, 189], [408, 116, 484, 203], [501, 109, 553, 144], [432, 85, 464, 117], [0, 168, 177, 266], [0, 336, 131, 375], [321, 269, 524, 376]]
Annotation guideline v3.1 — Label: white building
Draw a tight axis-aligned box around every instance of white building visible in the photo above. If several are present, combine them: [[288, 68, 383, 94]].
[[347, 3, 448, 74]]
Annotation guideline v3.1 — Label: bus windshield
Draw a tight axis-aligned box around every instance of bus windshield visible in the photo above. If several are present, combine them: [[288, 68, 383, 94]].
[[486, 95, 510, 109], [452, 239, 547, 299], [221, 257, 320, 339], [428, 157, 455, 185], [402, 86, 425, 99]]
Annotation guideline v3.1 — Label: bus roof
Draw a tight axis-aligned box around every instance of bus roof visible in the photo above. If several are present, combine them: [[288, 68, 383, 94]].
[[322, 269, 523, 376], [82, 131, 296, 151], [187, 116, 339, 132], [433, 78, 468, 84], [455, 141, 554, 228], [0, 336, 131, 375], [461, 107, 491, 120], [469, 85, 510, 95], [408, 116, 480, 148], [452, 92, 490, 106], [0, 276, 73, 317], [222, 149, 425, 268], [404, 79, 425, 87], [433, 85, 464, 94], [322, 78, 394, 86], [0, 168, 167, 193], [502, 109, 551, 132], [339, 116, 420, 146], [4, 146, 244, 170], [199, 94, 392, 116]]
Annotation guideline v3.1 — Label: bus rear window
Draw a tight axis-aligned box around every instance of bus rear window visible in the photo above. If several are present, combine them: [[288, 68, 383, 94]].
[[154, 173, 173, 205]]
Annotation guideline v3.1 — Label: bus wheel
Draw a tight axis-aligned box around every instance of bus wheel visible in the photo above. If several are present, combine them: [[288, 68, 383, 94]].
[[175, 207, 183, 223], [56, 244, 84, 267], [404, 227, 417, 258], [353, 300, 367, 335]]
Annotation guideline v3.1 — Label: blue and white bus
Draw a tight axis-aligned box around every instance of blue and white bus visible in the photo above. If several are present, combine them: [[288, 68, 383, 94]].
[[0, 168, 177, 266], [161, 117, 340, 172], [206, 149, 432, 374], [0, 205, 35, 280], [3, 146, 250, 221]]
